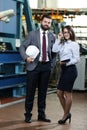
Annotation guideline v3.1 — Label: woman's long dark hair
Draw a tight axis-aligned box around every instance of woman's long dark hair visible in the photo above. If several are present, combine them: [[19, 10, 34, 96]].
[[62, 25, 76, 41]]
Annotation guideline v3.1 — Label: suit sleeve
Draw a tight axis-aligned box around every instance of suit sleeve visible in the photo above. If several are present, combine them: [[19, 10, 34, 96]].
[[51, 35, 58, 72], [19, 32, 33, 61]]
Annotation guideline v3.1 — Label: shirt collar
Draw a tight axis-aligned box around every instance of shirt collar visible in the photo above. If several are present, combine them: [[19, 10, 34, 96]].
[[40, 28, 48, 34], [67, 40, 71, 43], [66, 40, 72, 43]]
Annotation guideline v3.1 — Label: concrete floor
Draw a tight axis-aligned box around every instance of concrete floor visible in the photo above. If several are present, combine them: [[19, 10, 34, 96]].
[[0, 91, 87, 130]]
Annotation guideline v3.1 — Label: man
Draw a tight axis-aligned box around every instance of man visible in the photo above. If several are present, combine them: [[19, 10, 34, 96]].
[[19, 14, 57, 123]]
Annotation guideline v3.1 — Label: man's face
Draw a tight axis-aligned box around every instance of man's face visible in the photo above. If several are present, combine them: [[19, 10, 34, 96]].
[[41, 17, 52, 31]]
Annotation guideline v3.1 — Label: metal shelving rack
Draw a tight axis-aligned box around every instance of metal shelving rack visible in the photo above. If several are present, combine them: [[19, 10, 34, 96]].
[[0, 0, 33, 98]]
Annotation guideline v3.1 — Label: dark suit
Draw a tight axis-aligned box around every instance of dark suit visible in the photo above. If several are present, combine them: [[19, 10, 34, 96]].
[[19, 29, 57, 119]]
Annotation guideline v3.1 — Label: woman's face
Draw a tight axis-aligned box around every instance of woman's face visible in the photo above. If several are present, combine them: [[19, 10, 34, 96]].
[[63, 28, 70, 40]]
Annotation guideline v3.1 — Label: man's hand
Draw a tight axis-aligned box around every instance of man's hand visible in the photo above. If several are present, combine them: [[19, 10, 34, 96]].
[[26, 57, 34, 63]]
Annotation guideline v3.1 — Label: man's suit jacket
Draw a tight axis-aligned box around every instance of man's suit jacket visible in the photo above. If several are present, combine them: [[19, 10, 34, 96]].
[[19, 29, 57, 71]]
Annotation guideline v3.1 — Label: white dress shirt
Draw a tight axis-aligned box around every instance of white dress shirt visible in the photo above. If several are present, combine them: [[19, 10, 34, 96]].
[[52, 39, 80, 66]]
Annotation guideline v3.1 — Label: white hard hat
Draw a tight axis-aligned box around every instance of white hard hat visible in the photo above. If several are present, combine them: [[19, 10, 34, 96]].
[[26, 45, 39, 59]]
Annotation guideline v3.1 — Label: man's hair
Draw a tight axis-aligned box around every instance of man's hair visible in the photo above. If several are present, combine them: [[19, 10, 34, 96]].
[[41, 14, 52, 21]]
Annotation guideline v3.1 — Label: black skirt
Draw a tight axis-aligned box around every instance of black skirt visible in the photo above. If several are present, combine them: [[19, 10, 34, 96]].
[[57, 65, 78, 92]]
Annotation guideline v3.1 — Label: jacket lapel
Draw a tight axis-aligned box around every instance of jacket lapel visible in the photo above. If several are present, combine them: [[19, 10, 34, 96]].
[[48, 32, 52, 51]]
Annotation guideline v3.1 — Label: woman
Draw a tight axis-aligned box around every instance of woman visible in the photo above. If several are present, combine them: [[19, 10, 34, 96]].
[[52, 25, 80, 124]]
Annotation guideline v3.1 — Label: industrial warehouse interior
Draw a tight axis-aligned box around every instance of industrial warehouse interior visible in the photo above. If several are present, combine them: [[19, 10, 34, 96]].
[[0, 0, 87, 130]]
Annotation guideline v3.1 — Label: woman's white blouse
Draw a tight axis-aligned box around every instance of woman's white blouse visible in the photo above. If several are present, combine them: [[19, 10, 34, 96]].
[[52, 39, 80, 66]]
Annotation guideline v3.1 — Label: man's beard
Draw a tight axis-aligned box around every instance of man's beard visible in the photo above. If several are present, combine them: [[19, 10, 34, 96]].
[[41, 24, 50, 31]]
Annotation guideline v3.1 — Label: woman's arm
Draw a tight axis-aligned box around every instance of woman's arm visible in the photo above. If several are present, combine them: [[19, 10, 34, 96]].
[[67, 43, 80, 65], [52, 32, 63, 53]]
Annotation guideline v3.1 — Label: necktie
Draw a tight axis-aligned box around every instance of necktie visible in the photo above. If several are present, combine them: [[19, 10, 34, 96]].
[[42, 31, 46, 62]]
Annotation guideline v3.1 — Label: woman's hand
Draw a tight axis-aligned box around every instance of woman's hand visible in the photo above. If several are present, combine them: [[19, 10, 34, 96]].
[[60, 61, 66, 65], [58, 32, 63, 40]]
